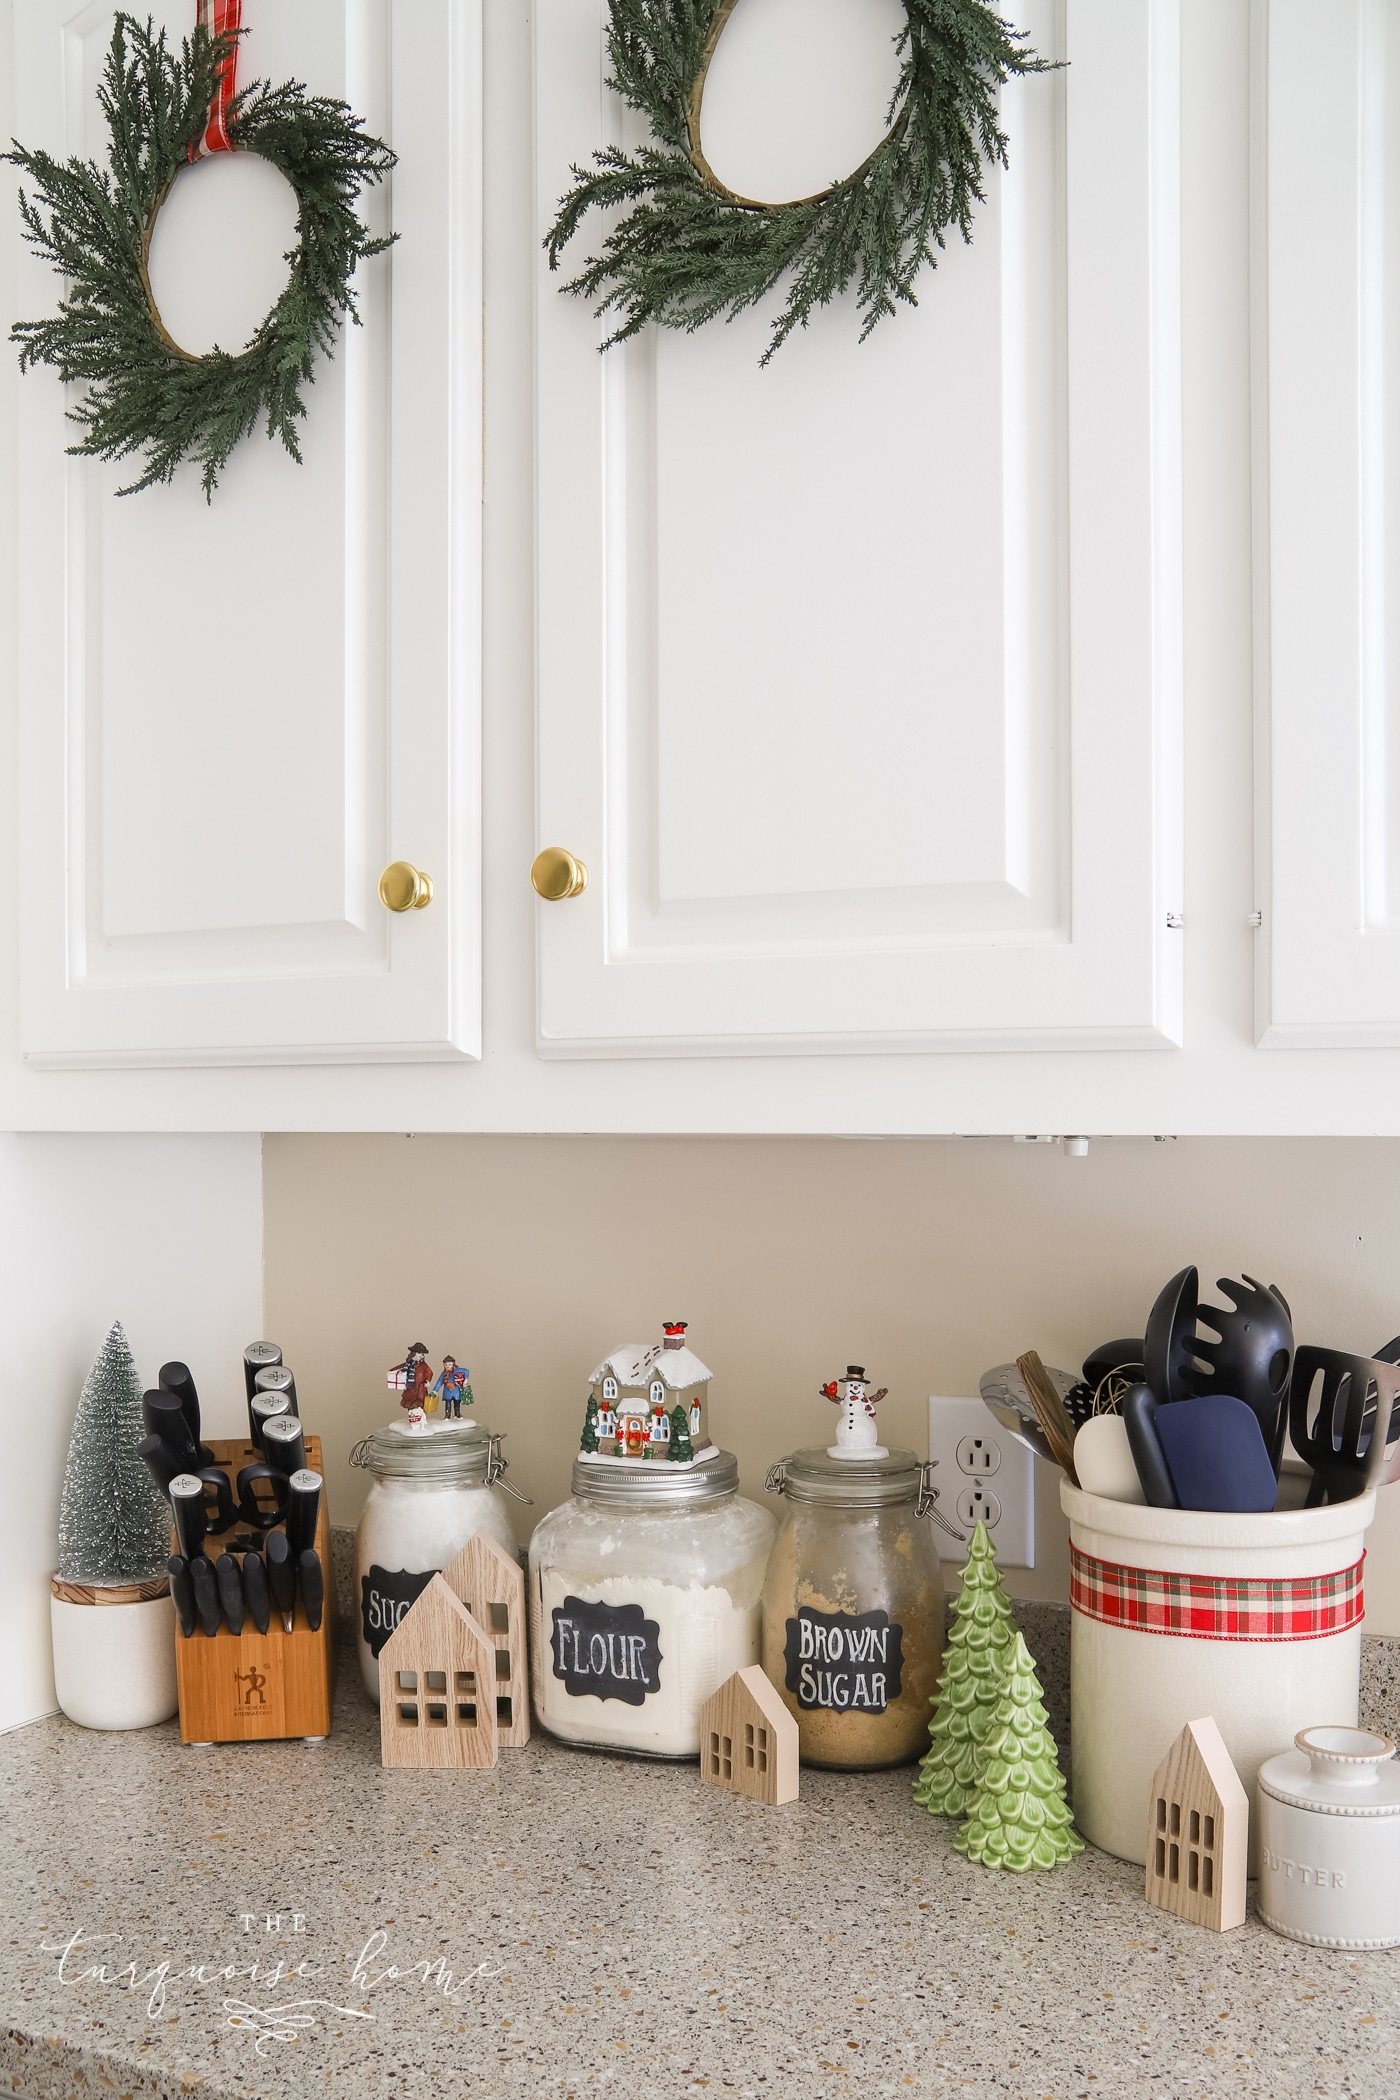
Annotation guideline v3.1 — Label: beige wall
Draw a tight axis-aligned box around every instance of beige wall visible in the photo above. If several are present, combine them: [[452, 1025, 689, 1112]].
[[263, 1134, 1400, 1632]]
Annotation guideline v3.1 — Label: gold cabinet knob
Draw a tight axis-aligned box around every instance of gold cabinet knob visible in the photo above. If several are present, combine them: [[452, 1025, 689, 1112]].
[[531, 847, 589, 900], [378, 862, 434, 912]]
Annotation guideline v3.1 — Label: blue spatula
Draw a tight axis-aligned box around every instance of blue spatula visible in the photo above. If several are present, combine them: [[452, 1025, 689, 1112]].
[[1154, 1392, 1278, 1513]]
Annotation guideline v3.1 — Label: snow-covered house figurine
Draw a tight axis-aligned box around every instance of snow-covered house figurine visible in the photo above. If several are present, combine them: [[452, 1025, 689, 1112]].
[[820, 1365, 889, 1459], [579, 1322, 714, 1466]]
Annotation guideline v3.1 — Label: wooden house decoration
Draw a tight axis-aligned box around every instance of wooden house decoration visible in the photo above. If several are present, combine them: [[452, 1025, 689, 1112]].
[[580, 1321, 714, 1465], [378, 1574, 498, 1770], [440, 1530, 529, 1747], [1145, 1716, 1248, 1931], [699, 1667, 799, 1806]]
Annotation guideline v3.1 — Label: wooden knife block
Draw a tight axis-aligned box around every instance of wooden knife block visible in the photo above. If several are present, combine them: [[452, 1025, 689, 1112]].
[[173, 1435, 335, 1746]]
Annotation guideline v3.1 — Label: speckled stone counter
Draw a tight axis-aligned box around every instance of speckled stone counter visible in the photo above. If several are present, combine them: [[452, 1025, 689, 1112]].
[[1, 1618, 1397, 2100]]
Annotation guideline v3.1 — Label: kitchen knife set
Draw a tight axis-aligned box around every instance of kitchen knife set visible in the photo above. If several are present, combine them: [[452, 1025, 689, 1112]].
[[141, 1344, 324, 1639], [985, 1265, 1400, 1514]]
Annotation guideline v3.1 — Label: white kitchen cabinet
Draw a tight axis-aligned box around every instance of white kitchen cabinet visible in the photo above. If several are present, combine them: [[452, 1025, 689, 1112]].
[[14, 0, 481, 1067], [1253, 0, 1400, 1047], [534, 0, 1184, 1056]]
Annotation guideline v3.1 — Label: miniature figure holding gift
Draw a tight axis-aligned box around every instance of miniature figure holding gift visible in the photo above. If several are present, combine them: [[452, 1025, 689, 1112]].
[[432, 1355, 474, 1421], [388, 1343, 434, 1414]]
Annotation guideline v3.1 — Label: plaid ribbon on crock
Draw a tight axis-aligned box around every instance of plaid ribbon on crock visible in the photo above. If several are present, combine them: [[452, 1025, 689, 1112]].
[[1069, 1543, 1365, 1642], [189, 0, 243, 160]]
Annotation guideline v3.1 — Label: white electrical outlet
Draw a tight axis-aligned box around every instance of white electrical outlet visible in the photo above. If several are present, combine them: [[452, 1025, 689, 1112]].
[[927, 1396, 1035, 1567]]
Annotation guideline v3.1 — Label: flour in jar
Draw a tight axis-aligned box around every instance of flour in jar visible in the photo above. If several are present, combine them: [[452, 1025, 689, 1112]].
[[534, 1567, 760, 1756]]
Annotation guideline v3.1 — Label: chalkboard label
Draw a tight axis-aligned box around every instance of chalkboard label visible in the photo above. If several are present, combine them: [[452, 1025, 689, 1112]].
[[550, 1595, 663, 1707], [362, 1565, 435, 1656], [783, 1606, 903, 1713]]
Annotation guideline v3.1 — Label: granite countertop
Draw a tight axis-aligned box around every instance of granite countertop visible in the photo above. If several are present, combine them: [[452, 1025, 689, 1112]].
[[2, 1626, 1398, 2100]]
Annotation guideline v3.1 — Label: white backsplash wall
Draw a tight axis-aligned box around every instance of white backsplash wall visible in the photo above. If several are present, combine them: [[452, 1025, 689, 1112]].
[[0, 1134, 262, 1730], [263, 1133, 1400, 1635]]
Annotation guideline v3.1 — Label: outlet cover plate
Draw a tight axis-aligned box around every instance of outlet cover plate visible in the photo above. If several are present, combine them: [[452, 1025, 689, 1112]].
[[928, 1395, 1035, 1568]]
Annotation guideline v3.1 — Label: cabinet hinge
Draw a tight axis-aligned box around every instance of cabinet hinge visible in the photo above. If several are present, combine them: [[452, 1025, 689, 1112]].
[[1249, 910, 1262, 929], [1165, 912, 1184, 931]]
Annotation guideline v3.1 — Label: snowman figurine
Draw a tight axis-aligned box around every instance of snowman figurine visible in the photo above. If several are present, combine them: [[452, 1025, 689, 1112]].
[[821, 1365, 889, 1459]]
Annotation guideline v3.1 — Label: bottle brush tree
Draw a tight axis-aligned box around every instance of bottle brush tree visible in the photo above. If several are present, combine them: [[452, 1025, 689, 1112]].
[[579, 1390, 601, 1453], [913, 1518, 1015, 1817], [953, 1630, 1083, 1871], [57, 1320, 170, 1586]]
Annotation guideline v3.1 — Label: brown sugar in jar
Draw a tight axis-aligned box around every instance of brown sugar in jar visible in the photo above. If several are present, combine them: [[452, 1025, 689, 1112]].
[[760, 1447, 948, 1769]]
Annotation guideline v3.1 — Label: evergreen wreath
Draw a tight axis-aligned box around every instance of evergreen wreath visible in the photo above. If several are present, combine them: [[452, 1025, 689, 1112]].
[[6, 13, 395, 497], [546, 0, 1054, 362]]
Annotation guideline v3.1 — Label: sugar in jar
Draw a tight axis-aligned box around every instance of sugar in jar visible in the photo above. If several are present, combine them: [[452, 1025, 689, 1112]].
[[761, 1445, 947, 1768], [351, 1418, 524, 1701]]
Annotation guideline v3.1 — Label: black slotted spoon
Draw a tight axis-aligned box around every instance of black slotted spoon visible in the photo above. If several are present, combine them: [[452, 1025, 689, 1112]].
[[1194, 1275, 1294, 1473]]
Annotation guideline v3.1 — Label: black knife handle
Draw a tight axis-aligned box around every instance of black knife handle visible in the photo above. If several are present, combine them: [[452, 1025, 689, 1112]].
[[169, 1474, 208, 1560], [285, 1469, 322, 1557], [243, 1340, 283, 1402], [188, 1554, 221, 1637], [297, 1549, 324, 1633], [248, 1392, 291, 1453], [260, 1415, 306, 1479], [215, 1553, 245, 1635], [235, 1462, 291, 1529], [265, 1529, 296, 1626], [241, 1551, 271, 1636], [253, 1364, 298, 1416], [157, 1360, 213, 1462], [168, 1553, 197, 1638], [141, 1432, 184, 1500], [143, 1390, 196, 1464], [1122, 1383, 1180, 1508]]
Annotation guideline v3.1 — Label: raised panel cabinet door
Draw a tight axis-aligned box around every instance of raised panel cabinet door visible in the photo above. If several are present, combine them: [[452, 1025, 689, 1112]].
[[534, 0, 1183, 1056], [1254, 0, 1400, 1046], [15, 0, 481, 1067]]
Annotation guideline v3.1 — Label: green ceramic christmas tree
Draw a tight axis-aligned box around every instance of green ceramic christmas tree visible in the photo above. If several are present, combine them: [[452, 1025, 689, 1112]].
[[667, 1403, 693, 1462], [913, 1519, 1016, 1817], [953, 1631, 1083, 1871]]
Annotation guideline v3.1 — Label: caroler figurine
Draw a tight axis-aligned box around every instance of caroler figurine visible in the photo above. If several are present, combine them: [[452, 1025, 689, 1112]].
[[578, 1321, 714, 1465], [388, 1343, 433, 1414]]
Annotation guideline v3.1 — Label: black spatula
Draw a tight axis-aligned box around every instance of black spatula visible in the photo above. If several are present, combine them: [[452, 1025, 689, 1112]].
[[1289, 1347, 1400, 1505]]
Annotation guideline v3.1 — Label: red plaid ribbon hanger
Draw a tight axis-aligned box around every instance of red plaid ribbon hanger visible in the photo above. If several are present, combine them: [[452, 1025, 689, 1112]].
[[189, 0, 243, 160]]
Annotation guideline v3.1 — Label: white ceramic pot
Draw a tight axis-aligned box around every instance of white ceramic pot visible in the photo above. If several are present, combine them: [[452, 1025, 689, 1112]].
[[50, 1587, 179, 1730], [1257, 1727, 1400, 1948], [1061, 1482, 1372, 1867]]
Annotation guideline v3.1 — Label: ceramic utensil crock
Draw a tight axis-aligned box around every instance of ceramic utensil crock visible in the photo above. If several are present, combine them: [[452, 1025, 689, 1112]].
[[1257, 1728, 1400, 1949], [1061, 1482, 1372, 1867]]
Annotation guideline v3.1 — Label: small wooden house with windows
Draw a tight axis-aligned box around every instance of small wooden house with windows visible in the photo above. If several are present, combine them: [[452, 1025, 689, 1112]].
[[440, 1529, 529, 1746], [581, 1321, 714, 1465], [379, 1574, 498, 1770], [699, 1667, 799, 1806], [1144, 1716, 1248, 1931]]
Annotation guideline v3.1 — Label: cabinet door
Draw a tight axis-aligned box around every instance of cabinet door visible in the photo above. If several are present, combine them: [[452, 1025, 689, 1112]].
[[15, 0, 480, 1068], [534, 0, 1183, 1056], [1254, 0, 1400, 1046]]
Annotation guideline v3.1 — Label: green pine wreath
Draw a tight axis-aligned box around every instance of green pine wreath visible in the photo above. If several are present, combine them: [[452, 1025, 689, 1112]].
[[546, 0, 1054, 362], [6, 13, 395, 497]]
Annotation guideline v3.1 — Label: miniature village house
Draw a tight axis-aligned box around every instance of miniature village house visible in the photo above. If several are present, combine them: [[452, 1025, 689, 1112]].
[[580, 1321, 714, 1465], [700, 1668, 799, 1806], [440, 1529, 529, 1747], [1145, 1717, 1248, 1931], [379, 1574, 499, 1770]]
